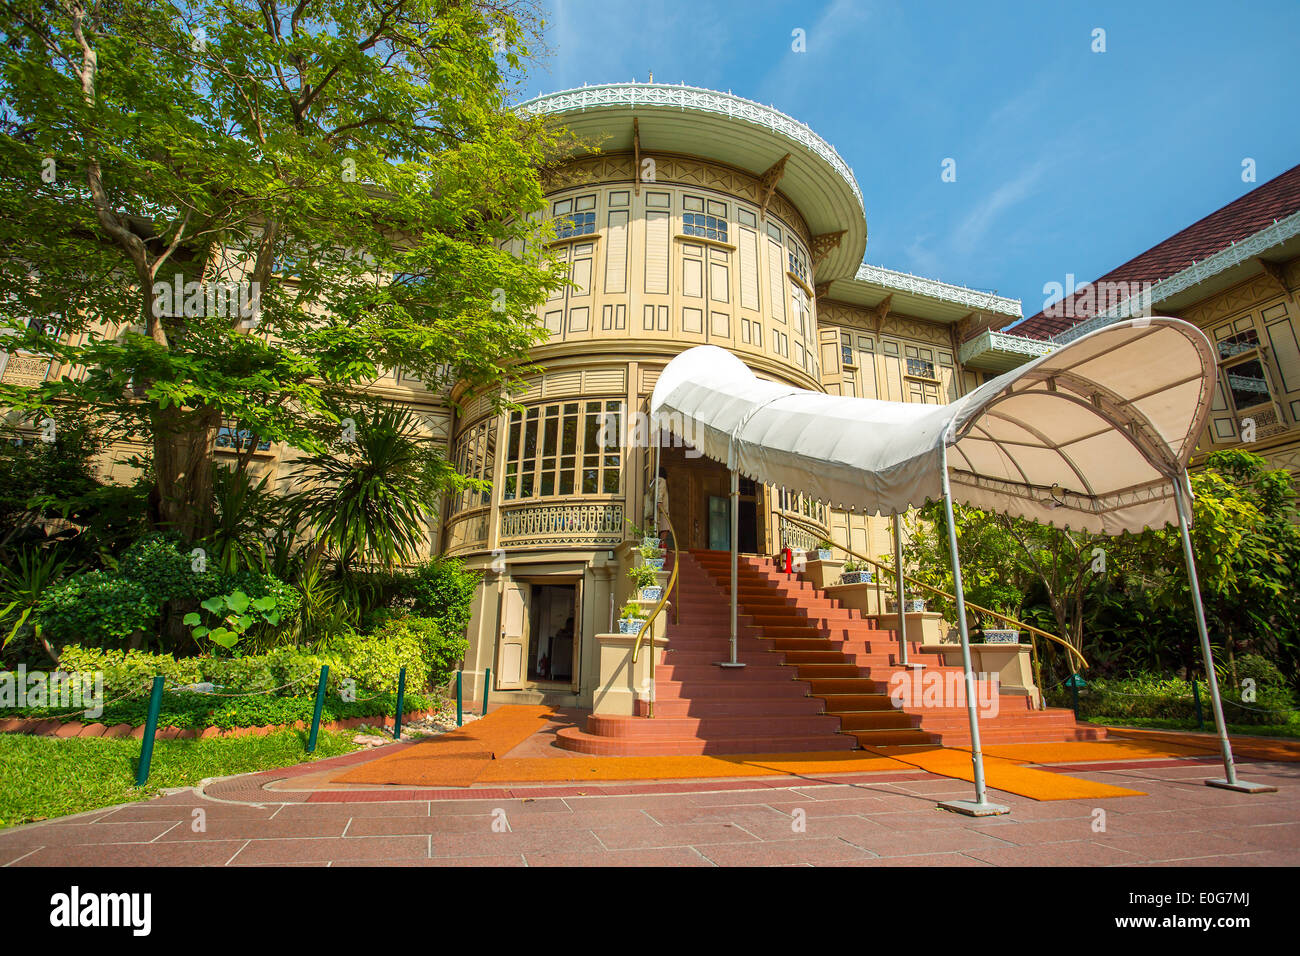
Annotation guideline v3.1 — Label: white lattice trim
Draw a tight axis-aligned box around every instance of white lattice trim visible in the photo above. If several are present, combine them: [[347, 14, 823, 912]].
[[958, 329, 1057, 366], [854, 264, 1022, 317], [519, 83, 863, 212], [1052, 209, 1300, 345]]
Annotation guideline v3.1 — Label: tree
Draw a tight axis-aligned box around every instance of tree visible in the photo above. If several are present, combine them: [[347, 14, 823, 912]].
[[903, 501, 1102, 690], [903, 450, 1300, 689], [0, 0, 567, 540], [287, 402, 468, 571], [1111, 450, 1300, 684]]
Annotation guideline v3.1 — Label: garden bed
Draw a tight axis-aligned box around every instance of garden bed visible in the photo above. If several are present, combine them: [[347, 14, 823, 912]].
[[0, 689, 448, 737], [0, 705, 442, 739]]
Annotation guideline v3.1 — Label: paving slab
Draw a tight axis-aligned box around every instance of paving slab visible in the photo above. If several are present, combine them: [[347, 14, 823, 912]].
[[2, 753, 1296, 867]]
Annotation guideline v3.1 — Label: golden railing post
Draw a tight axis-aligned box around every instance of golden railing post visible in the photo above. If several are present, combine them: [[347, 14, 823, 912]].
[[779, 511, 1087, 672], [632, 511, 680, 719]]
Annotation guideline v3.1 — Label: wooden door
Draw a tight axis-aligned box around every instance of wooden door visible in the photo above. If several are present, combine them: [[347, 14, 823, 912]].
[[496, 582, 528, 690], [708, 495, 730, 551], [570, 579, 583, 693]]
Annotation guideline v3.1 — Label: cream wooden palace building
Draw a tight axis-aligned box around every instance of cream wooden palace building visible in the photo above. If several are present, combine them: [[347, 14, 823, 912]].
[[5, 82, 1298, 710]]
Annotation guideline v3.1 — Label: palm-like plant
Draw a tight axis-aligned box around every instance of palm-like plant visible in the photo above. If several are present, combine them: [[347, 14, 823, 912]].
[[0, 547, 69, 661], [205, 466, 284, 573], [288, 403, 454, 572]]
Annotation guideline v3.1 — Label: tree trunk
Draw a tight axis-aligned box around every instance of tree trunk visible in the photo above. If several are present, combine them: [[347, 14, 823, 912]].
[[150, 403, 221, 540]]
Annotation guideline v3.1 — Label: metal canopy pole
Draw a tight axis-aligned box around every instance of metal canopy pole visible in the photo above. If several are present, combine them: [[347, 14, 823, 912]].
[[653, 430, 661, 535], [718, 469, 744, 669], [1172, 472, 1276, 793], [936, 452, 1009, 817], [893, 513, 909, 667]]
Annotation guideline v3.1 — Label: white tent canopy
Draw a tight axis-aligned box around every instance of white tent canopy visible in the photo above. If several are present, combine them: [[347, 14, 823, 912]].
[[650, 318, 1217, 535]]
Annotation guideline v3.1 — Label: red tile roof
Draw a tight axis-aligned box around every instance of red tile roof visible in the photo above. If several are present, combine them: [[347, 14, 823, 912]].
[[1014, 163, 1300, 340]]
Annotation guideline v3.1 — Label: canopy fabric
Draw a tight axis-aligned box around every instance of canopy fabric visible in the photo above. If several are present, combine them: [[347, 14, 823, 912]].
[[649, 318, 1216, 534]]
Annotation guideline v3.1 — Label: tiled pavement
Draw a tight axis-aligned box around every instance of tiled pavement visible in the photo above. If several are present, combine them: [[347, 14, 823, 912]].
[[1, 758, 1297, 866]]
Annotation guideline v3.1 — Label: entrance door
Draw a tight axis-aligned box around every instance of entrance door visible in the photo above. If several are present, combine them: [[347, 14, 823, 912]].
[[708, 495, 730, 550], [527, 584, 577, 686], [495, 582, 528, 690], [739, 498, 758, 552]]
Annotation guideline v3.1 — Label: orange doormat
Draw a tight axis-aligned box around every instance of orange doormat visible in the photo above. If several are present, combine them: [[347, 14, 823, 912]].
[[860, 746, 1146, 800], [334, 705, 555, 788], [981, 739, 1213, 764], [1103, 727, 1300, 762], [477, 751, 912, 783]]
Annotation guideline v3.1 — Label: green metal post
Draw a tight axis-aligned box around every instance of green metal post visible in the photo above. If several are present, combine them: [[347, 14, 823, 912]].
[[1192, 679, 1205, 730], [482, 667, 491, 716], [393, 667, 406, 740], [456, 670, 463, 727], [1070, 674, 1081, 720], [135, 675, 165, 786], [306, 665, 329, 753]]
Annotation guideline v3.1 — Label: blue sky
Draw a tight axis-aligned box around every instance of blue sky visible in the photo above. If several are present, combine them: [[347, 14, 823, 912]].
[[519, 0, 1300, 324]]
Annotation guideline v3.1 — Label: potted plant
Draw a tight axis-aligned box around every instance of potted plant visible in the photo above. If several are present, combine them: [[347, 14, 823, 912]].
[[628, 563, 662, 602], [980, 615, 1020, 644], [886, 594, 927, 614], [814, 538, 834, 561], [839, 558, 873, 585], [640, 540, 665, 570], [627, 519, 660, 551], [618, 600, 648, 635]]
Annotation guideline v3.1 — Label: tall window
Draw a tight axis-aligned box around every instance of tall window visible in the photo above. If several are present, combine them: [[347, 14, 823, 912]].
[[787, 240, 809, 286], [216, 425, 271, 453], [1224, 359, 1271, 412], [906, 356, 936, 379], [450, 420, 495, 514], [1213, 317, 1278, 421], [682, 196, 728, 242], [502, 400, 622, 502], [683, 213, 727, 241], [552, 194, 597, 239], [557, 211, 596, 238]]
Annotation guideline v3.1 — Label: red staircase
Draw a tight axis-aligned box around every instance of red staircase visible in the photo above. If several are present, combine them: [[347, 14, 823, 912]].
[[554, 549, 1101, 756]]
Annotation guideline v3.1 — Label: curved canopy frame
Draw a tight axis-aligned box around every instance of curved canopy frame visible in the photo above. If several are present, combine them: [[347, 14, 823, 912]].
[[650, 317, 1272, 810], [650, 318, 1217, 534]]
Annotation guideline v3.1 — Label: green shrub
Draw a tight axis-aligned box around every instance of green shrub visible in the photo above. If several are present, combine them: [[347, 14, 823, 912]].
[[1234, 654, 1291, 696], [37, 536, 301, 654], [13, 687, 433, 729], [118, 533, 221, 604], [36, 571, 157, 646], [627, 563, 658, 590], [1048, 669, 1296, 726], [399, 558, 478, 634], [368, 615, 467, 689], [53, 622, 445, 701], [323, 628, 426, 694], [57, 645, 203, 696]]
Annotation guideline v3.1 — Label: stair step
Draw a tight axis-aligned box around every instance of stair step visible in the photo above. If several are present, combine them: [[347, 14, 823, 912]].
[[560, 549, 1100, 755], [555, 727, 858, 756]]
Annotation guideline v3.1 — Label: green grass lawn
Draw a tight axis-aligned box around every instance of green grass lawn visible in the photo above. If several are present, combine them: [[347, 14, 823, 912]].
[[1086, 715, 1300, 740], [0, 729, 360, 829]]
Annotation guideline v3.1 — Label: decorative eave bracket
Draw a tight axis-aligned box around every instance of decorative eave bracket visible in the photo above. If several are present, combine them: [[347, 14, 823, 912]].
[[1258, 257, 1295, 304], [758, 153, 791, 220], [810, 230, 846, 267]]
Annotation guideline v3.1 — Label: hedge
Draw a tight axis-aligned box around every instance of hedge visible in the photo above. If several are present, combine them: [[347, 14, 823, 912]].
[[51, 613, 466, 700], [1047, 670, 1296, 726], [11, 688, 435, 730]]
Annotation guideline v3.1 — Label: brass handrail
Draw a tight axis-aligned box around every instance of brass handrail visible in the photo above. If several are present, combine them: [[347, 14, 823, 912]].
[[778, 510, 1088, 672], [631, 511, 680, 718]]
